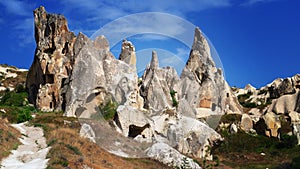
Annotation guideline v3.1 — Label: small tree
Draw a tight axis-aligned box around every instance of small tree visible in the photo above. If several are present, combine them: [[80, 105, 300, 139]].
[[170, 90, 178, 107]]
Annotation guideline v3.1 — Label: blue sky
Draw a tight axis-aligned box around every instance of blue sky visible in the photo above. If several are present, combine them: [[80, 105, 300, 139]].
[[0, 0, 299, 88]]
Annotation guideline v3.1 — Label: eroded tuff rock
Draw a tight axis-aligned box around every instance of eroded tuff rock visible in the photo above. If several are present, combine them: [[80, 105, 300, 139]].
[[234, 75, 300, 143], [136, 50, 222, 159], [140, 51, 179, 113], [26, 6, 76, 111], [27, 6, 241, 164], [119, 39, 136, 66], [146, 142, 201, 168], [179, 28, 242, 118], [65, 36, 144, 117], [27, 7, 143, 115]]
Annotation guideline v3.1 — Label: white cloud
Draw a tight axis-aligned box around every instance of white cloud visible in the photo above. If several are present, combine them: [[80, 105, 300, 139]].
[[13, 18, 34, 46], [0, 0, 32, 16], [241, 0, 277, 6], [58, 0, 232, 38], [0, 0, 35, 46], [130, 34, 170, 42], [91, 12, 196, 48]]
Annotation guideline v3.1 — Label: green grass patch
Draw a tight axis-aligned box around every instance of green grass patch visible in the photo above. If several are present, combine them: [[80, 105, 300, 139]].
[[214, 130, 300, 168]]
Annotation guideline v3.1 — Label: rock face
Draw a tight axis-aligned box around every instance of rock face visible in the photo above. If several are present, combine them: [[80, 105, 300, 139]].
[[26, 6, 76, 112], [119, 40, 136, 66], [179, 28, 242, 117], [140, 51, 179, 113]]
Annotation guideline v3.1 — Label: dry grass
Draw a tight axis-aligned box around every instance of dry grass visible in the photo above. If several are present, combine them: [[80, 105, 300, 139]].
[[31, 112, 171, 169], [0, 118, 21, 161]]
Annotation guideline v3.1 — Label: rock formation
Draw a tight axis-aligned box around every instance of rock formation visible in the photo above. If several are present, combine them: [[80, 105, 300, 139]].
[[179, 28, 243, 118], [233, 75, 300, 143], [26, 6, 76, 112], [27, 6, 245, 166], [146, 142, 201, 168], [140, 51, 179, 113], [119, 39, 136, 66]]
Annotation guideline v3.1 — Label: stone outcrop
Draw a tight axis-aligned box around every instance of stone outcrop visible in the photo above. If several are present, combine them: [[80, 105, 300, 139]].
[[115, 105, 153, 139], [234, 76, 300, 143], [146, 142, 201, 169], [179, 28, 242, 117], [140, 51, 179, 113], [80, 123, 96, 143], [26, 6, 76, 111], [119, 39, 136, 66], [240, 114, 253, 132]]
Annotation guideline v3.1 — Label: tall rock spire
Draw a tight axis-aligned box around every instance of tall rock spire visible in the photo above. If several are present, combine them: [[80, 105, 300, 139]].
[[150, 51, 159, 69], [26, 6, 76, 111], [179, 27, 243, 115]]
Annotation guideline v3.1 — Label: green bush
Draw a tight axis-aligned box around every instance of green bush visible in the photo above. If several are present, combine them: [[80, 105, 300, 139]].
[[15, 84, 26, 93], [17, 108, 33, 123], [237, 92, 257, 108], [219, 114, 242, 124], [98, 101, 118, 120], [0, 91, 28, 106], [258, 89, 268, 95], [170, 90, 178, 107], [0, 106, 34, 124]]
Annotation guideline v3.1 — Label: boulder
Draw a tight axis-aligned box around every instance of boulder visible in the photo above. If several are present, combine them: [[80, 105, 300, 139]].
[[80, 123, 96, 143], [289, 111, 300, 145], [268, 92, 298, 114], [230, 123, 238, 134], [263, 111, 281, 137], [146, 142, 201, 169], [240, 114, 253, 132], [167, 116, 222, 159]]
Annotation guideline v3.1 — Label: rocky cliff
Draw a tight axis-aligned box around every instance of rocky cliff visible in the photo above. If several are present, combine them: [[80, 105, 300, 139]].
[[26, 6, 76, 112], [26, 6, 245, 167]]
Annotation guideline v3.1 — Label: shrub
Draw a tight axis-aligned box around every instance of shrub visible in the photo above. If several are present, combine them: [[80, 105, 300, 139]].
[[15, 84, 26, 93], [98, 100, 118, 120], [219, 114, 242, 124], [17, 108, 32, 123], [237, 92, 257, 108], [0, 91, 27, 107], [258, 89, 268, 95], [170, 90, 178, 107]]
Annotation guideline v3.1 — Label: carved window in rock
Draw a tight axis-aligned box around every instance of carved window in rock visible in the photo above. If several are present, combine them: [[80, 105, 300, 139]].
[[44, 74, 54, 84]]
